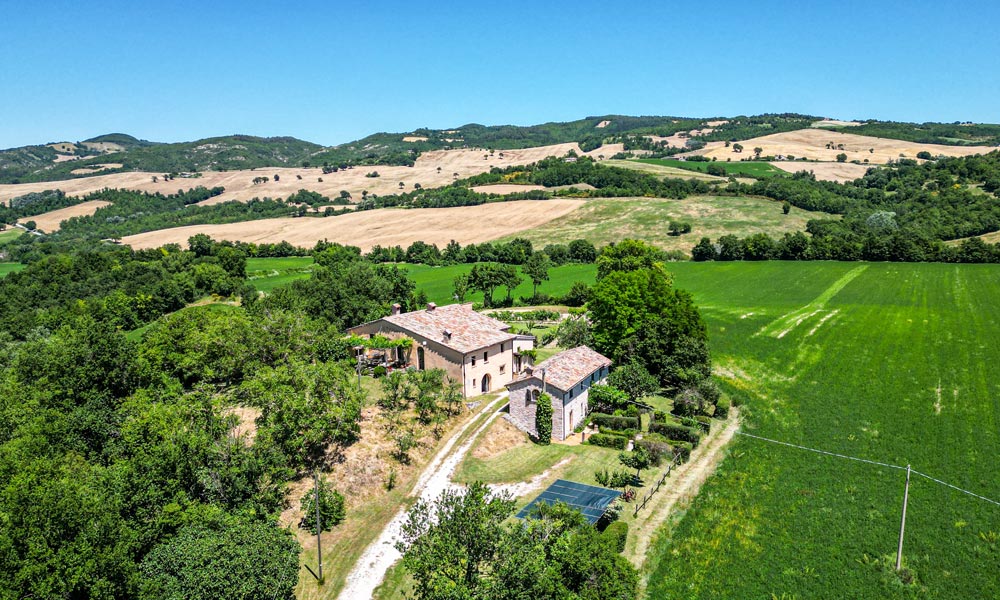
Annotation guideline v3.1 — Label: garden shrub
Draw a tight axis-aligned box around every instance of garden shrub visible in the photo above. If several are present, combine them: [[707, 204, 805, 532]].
[[591, 413, 639, 430], [635, 439, 673, 466], [669, 440, 693, 462], [715, 396, 731, 419], [588, 433, 629, 450], [603, 521, 629, 553], [373, 365, 387, 378], [598, 427, 638, 438], [649, 422, 701, 447]]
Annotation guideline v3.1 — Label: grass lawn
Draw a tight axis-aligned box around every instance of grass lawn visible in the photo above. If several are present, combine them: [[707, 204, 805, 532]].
[[499, 196, 829, 256], [635, 158, 787, 178], [604, 159, 727, 182], [402, 263, 595, 306], [0, 229, 25, 246], [646, 261, 1000, 599], [246, 256, 316, 292], [0, 262, 25, 278]]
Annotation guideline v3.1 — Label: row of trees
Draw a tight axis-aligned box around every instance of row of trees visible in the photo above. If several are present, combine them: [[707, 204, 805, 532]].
[[691, 231, 1000, 263]]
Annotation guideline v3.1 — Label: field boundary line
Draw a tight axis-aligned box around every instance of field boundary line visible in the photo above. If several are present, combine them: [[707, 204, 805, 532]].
[[756, 265, 867, 338], [736, 431, 1000, 507]]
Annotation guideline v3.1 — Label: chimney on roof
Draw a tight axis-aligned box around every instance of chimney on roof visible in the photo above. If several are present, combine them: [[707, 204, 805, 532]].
[[443, 329, 452, 341], [391, 303, 402, 316], [426, 302, 437, 311]]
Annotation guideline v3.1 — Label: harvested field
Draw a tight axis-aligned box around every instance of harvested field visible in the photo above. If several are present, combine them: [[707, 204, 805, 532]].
[[401, 136, 428, 142], [70, 163, 122, 175], [769, 160, 872, 182], [25, 199, 111, 231], [469, 184, 547, 194], [944, 229, 1000, 246], [0, 142, 617, 205], [811, 119, 862, 128], [688, 128, 995, 164], [501, 196, 829, 255], [120, 199, 584, 250]]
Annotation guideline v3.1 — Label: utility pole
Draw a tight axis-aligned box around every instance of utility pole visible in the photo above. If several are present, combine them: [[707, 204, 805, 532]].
[[896, 464, 911, 572], [303, 471, 325, 583]]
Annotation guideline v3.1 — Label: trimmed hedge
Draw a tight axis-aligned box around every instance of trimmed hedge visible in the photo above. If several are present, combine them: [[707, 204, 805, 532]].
[[649, 422, 701, 447], [591, 413, 640, 431], [587, 433, 629, 450], [635, 439, 673, 467], [695, 415, 712, 433], [603, 521, 629, 554], [669, 440, 693, 462], [715, 396, 731, 419], [598, 427, 638, 438]]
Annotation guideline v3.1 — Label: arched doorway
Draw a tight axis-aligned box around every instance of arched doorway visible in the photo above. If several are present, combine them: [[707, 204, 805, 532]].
[[417, 347, 425, 370], [481, 374, 491, 393]]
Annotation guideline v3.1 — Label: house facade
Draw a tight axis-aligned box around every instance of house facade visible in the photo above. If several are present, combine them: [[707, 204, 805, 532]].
[[506, 346, 612, 441], [347, 302, 535, 397]]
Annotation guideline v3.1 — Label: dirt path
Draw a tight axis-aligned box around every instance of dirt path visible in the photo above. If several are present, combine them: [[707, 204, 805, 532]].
[[339, 393, 509, 600], [630, 409, 740, 578]]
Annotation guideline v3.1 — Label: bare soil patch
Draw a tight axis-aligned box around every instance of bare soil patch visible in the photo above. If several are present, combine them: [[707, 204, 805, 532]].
[[769, 160, 872, 182], [25, 199, 111, 231], [402, 136, 428, 142], [471, 417, 529, 459], [469, 184, 547, 194], [811, 119, 862, 128], [224, 405, 261, 445], [689, 128, 994, 164], [595, 120, 611, 128], [47, 142, 76, 153], [70, 163, 123, 175], [121, 199, 584, 251]]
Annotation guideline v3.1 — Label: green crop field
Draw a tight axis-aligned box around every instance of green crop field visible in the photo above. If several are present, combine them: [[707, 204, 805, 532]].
[[0, 229, 24, 246], [646, 262, 1000, 599], [402, 263, 596, 306], [246, 256, 316, 292], [499, 196, 829, 255], [0, 263, 25, 277], [635, 158, 787, 178]]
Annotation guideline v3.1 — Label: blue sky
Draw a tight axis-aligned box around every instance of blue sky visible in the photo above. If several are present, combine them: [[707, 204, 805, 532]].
[[1, 0, 998, 148]]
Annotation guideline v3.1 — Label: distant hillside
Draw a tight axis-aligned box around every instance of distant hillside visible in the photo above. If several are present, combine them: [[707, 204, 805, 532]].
[[827, 120, 1000, 146], [4, 113, 1000, 184]]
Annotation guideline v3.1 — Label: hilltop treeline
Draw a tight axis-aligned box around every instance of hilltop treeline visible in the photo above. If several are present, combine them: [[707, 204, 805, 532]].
[[828, 121, 1000, 146]]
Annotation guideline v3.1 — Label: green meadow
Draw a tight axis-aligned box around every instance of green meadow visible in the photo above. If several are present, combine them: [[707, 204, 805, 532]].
[[636, 157, 786, 178], [0, 263, 25, 277], [648, 262, 1000, 599]]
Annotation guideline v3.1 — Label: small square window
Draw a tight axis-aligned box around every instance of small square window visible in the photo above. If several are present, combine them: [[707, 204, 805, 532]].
[[471, 356, 476, 366], [500, 365, 505, 374]]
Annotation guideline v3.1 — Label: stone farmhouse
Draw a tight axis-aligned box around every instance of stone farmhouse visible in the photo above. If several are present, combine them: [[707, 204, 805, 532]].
[[507, 346, 611, 441], [347, 302, 535, 397]]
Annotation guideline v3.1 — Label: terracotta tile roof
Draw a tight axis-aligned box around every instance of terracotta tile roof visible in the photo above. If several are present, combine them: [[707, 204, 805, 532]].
[[381, 303, 516, 354], [522, 346, 611, 391]]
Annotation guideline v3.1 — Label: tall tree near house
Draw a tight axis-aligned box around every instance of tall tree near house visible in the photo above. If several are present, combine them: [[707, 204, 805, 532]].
[[535, 392, 552, 444], [522, 251, 551, 298]]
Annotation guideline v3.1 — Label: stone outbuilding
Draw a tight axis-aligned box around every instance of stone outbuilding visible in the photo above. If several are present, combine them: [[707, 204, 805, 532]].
[[347, 302, 535, 397], [506, 346, 611, 441]]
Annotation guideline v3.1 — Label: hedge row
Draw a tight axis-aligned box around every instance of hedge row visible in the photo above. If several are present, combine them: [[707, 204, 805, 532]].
[[591, 413, 640, 431], [587, 433, 629, 450], [649, 422, 701, 447], [599, 427, 638, 438]]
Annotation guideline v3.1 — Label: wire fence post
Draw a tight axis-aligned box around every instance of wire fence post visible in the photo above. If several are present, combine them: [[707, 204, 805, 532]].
[[896, 464, 911, 572]]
